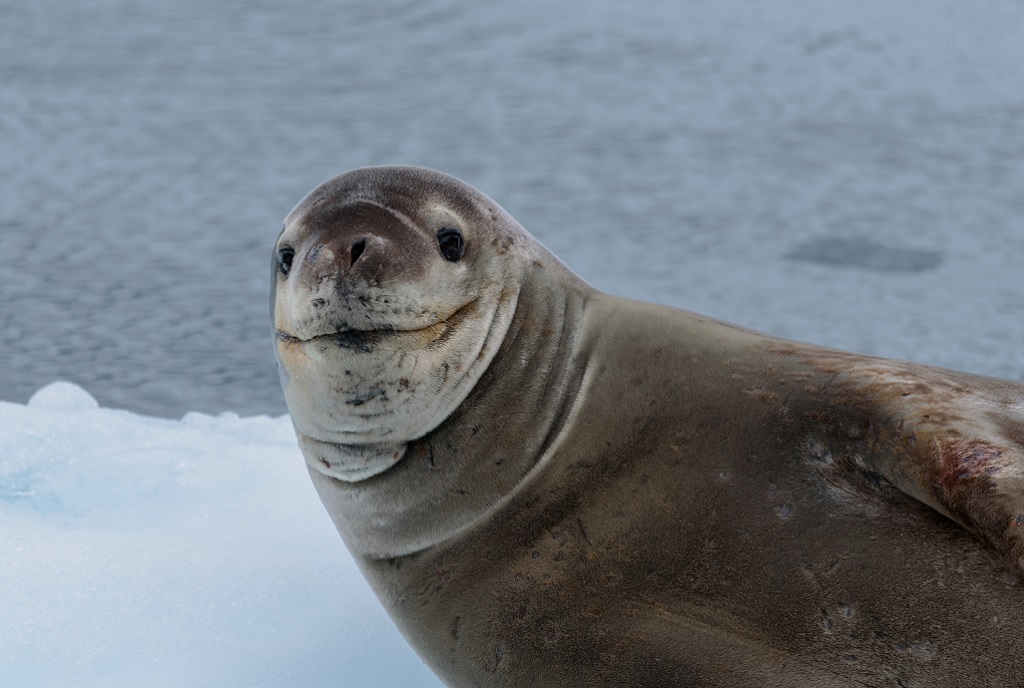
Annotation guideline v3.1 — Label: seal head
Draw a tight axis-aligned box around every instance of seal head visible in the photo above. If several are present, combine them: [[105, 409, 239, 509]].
[[272, 167, 533, 481]]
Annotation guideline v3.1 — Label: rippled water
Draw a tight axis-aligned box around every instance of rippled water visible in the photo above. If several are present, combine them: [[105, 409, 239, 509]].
[[3, 0, 1023, 418]]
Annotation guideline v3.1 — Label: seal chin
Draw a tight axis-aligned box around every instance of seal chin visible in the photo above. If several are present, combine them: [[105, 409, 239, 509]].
[[297, 433, 407, 483]]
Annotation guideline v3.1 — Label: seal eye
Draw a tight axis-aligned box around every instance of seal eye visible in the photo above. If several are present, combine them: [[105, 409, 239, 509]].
[[437, 228, 464, 262], [277, 247, 295, 276]]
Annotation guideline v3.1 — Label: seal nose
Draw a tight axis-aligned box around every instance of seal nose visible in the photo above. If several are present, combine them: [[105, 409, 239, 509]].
[[295, 200, 430, 287], [304, 237, 370, 278]]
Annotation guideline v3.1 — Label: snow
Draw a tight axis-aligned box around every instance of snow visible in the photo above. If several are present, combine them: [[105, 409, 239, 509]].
[[0, 382, 443, 688]]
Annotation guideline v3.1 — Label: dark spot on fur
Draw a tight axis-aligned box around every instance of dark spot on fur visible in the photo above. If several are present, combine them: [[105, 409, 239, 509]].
[[450, 616, 461, 641], [492, 235, 514, 255], [577, 518, 592, 546]]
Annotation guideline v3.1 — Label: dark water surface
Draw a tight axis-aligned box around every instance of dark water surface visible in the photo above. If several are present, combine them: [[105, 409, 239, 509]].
[[3, 1, 1024, 417]]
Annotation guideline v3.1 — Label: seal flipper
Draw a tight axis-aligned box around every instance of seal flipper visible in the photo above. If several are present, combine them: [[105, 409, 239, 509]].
[[826, 357, 1024, 576], [928, 433, 1024, 574]]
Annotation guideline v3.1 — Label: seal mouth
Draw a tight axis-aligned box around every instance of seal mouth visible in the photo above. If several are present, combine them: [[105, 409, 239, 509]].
[[276, 300, 477, 350]]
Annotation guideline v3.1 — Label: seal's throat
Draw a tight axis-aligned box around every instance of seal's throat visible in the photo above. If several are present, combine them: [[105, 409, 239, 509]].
[[309, 271, 594, 558]]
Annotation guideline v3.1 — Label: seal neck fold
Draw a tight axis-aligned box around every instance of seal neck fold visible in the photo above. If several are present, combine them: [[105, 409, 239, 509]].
[[309, 261, 593, 559]]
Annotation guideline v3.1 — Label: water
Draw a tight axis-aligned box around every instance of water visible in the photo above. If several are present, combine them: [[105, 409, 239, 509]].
[[3, 0, 1024, 418]]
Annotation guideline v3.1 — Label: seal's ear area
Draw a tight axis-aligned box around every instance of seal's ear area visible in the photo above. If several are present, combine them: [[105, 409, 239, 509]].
[[436, 228, 464, 262]]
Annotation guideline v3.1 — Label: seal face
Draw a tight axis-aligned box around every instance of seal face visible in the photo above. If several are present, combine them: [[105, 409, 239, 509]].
[[273, 167, 1024, 687], [273, 168, 529, 481]]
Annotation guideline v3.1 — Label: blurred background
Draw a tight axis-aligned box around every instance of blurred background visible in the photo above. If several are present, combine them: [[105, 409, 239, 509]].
[[2, 0, 1023, 418]]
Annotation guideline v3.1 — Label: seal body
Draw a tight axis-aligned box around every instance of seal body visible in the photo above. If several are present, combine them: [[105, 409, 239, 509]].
[[274, 166, 1024, 687]]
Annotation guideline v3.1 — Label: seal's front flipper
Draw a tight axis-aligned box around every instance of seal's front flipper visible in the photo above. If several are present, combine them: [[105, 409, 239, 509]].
[[826, 357, 1024, 576], [927, 434, 1024, 573]]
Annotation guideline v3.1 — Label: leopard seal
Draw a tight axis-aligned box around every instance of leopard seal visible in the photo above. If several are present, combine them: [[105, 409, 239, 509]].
[[272, 165, 1024, 687]]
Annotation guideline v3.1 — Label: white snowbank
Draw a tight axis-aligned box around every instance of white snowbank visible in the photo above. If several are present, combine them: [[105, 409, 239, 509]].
[[0, 382, 442, 688]]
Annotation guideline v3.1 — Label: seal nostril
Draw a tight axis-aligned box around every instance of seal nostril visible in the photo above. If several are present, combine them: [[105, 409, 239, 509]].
[[350, 238, 366, 267]]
